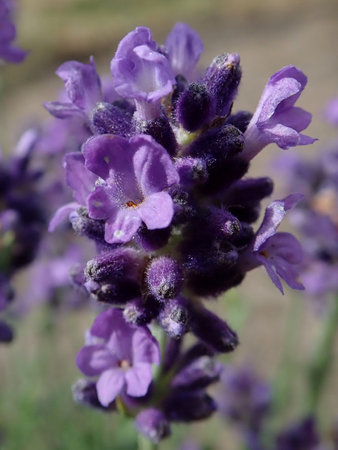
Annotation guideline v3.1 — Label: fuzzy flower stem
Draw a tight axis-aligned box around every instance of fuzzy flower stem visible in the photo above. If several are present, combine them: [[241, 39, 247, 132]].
[[306, 295, 338, 414]]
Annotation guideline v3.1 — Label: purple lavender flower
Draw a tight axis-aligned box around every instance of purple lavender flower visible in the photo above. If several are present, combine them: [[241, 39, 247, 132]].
[[76, 308, 160, 406], [44, 57, 102, 122], [241, 194, 304, 294], [243, 66, 315, 161], [83, 134, 179, 243], [164, 22, 204, 80], [111, 27, 175, 120], [0, 0, 26, 63]]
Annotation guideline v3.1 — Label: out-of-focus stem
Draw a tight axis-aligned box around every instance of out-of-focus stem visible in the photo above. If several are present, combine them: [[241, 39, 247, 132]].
[[138, 433, 158, 450], [273, 296, 303, 418], [306, 295, 338, 414]]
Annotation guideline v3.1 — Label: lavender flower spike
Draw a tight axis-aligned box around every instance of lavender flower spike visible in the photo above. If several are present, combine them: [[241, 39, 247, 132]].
[[242, 66, 316, 161], [165, 22, 204, 80], [83, 134, 179, 244], [111, 27, 175, 120], [76, 308, 160, 406]]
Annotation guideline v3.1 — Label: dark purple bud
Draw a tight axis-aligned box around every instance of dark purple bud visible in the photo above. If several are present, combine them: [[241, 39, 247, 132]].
[[158, 297, 190, 338], [165, 390, 217, 422], [0, 320, 14, 343], [223, 177, 274, 205], [209, 208, 241, 238], [91, 102, 133, 136], [135, 408, 170, 443], [200, 155, 249, 195], [136, 113, 177, 156], [123, 296, 160, 326], [190, 305, 239, 353], [228, 202, 261, 224], [135, 224, 171, 252], [172, 355, 222, 390], [85, 248, 142, 304], [276, 417, 320, 450], [72, 379, 116, 411], [171, 74, 188, 108], [176, 83, 213, 131], [203, 53, 241, 117], [168, 186, 197, 225], [146, 256, 184, 301], [70, 207, 105, 243], [181, 237, 241, 297], [175, 157, 208, 188], [226, 110, 253, 133], [85, 247, 142, 283], [188, 124, 244, 164], [230, 222, 254, 250]]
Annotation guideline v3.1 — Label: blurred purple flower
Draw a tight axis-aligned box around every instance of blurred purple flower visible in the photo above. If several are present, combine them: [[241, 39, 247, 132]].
[[0, 0, 26, 63], [76, 308, 160, 406], [323, 96, 338, 126]]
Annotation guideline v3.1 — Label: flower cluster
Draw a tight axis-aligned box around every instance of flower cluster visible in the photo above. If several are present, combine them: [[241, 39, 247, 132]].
[[45, 23, 314, 442], [0, 0, 26, 63]]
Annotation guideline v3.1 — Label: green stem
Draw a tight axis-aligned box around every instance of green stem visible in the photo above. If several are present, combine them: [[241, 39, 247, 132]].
[[306, 295, 338, 414], [273, 296, 303, 418], [137, 433, 158, 450]]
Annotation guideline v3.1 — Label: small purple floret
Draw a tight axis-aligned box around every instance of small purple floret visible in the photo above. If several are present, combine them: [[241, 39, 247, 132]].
[[76, 308, 160, 406]]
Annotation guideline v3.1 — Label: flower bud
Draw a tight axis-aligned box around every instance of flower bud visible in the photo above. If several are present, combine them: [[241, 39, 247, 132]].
[[123, 296, 160, 326], [190, 305, 239, 353], [226, 110, 252, 132], [172, 355, 222, 390], [136, 113, 177, 156], [165, 390, 217, 422], [158, 297, 190, 338], [203, 52, 241, 117], [70, 207, 105, 243], [176, 83, 213, 131], [135, 408, 170, 443], [175, 157, 208, 188], [146, 256, 184, 301]]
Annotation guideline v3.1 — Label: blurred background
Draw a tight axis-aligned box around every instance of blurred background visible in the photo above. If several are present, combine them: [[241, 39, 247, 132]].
[[0, 0, 337, 449]]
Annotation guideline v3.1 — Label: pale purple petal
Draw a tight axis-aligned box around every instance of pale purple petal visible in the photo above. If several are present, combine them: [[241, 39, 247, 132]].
[[132, 135, 179, 195], [48, 202, 78, 231], [43, 101, 87, 120], [64, 152, 97, 205], [104, 208, 142, 243], [91, 308, 128, 340], [132, 328, 160, 365], [76, 345, 118, 376], [111, 26, 174, 103], [254, 194, 303, 251], [97, 369, 125, 406], [165, 22, 204, 79], [138, 192, 174, 230], [87, 186, 117, 220], [125, 363, 153, 397], [56, 57, 102, 113]]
